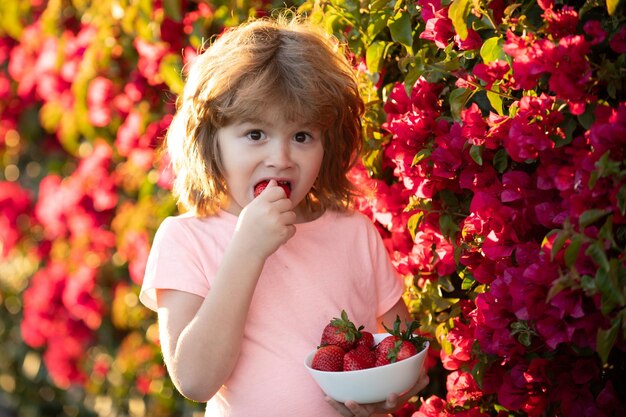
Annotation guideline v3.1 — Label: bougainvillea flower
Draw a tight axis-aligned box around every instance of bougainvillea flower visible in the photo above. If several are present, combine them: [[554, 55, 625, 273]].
[[414, 395, 451, 417], [504, 95, 560, 162], [583, 20, 607, 45], [542, 6, 579, 39], [547, 35, 592, 114], [0, 181, 31, 258], [473, 60, 511, 91], [455, 29, 483, 51], [88, 76, 115, 127], [446, 371, 482, 405], [609, 26, 626, 53], [503, 31, 554, 90], [441, 318, 474, 370]]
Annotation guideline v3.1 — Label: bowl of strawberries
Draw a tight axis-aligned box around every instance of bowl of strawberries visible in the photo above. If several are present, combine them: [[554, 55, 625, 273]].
[[304, 310, 429, 404]]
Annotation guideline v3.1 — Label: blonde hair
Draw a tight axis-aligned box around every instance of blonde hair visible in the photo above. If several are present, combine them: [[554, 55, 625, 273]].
[[166, 14, 365, 216]]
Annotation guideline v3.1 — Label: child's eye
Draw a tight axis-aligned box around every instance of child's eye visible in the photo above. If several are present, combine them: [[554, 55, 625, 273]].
[[246, 130, 265, 141], [294, 132, 312, 143]]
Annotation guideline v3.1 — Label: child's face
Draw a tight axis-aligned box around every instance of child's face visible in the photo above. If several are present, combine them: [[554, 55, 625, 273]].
[[216, 108, 324, 221]]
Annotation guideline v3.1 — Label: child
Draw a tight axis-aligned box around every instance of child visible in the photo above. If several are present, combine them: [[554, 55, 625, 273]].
[[139, 14, 429, 417]]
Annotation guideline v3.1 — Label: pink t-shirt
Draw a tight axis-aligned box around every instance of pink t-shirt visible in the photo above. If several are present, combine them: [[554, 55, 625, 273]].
[[140, 209, 404, 417]]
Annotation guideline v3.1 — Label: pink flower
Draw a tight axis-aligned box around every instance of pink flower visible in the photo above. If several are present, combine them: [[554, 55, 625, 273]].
[[547, 35, 592, 114], [473, 61, 511, 91], [419, 4, 454, 49], [609, 26, 626, 54], [461, 104, 488, 146], [87, 76, 115, 127], [543, 6, 579, 39], [455, 29, 483, 51], [446, 371, 482, 406], [497, 359, 550, 416], [441, 318, 474, 370], [504, 95, 561, 162], [134, 39, 169, 85], [414, 395, 451, 417], [117, 230, 150, 285], [503, 31, 554, 90], [583, 20, 607, 45], [0, 181, 31, 258]]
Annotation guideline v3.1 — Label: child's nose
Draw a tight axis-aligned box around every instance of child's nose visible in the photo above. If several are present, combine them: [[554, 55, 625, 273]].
[[266, 139, 293, 168]]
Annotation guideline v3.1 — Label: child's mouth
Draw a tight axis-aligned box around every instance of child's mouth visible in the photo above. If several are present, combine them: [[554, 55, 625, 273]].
[[254, 180, 291, 198]]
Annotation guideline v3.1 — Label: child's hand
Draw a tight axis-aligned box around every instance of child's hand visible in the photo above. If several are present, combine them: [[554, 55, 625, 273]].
[[234, 179, 296, 259], [325, 367, 429, 417]]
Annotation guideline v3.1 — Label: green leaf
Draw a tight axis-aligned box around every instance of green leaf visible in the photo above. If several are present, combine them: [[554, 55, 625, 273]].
[[367, 7, 393, 39], [586, 241, 610, 271], [617, 185, 626, 215], [388, 10, 413, 52], [595, 262, 626, 315], [469, 144, 483, 166], [407, 212, 425, 240], [448, 0, 471, 40], [549, 229, 570, 261], [366, 41, 387, 73], [564, 234, 583, 268], [163, 0, 182, 22], [449, 87, 472, 121], [486, 88, 504, 115], [579, 209, 609, 228], [492, 148, 509, 173], [439, 213, 460, 240], [412, 148, 431, 166], [597, 318, 620, 364], [480, 37, 504, 63]]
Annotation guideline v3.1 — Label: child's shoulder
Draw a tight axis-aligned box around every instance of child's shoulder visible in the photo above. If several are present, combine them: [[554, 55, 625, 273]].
[[323, 208, 377, 230]]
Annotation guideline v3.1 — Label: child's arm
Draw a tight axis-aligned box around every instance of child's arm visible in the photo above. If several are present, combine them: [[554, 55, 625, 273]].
[[156, 184, 295, 402]]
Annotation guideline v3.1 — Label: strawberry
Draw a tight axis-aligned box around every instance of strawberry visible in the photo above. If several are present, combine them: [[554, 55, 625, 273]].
[[320, 310, 363, 351], [311, 345, 345, 372], [374, 315, 426, 366], [343, 345, 376, 371], [356, 331, 375, 349], [253, 180, 291, 198], [374, 336, 418, 366]]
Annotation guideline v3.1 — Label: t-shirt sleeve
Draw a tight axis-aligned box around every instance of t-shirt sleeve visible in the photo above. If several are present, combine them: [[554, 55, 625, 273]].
[[364, 215, 405, 317], [139, 217, 210, 311]]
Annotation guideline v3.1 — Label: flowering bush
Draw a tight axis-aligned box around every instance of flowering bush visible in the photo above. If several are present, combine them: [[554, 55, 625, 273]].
[[1, 0, 625, 416], [313, 0, 626, 415]]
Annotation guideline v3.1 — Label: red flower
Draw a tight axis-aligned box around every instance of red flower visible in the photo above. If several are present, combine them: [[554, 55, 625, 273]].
[[583, 20, 607, 45], [446, 371, 482, 406], [0, 181, 31, 258], [503, 31, 553, 90], [473, 61, 511, 92], [441, 318, 474, 370], [609, 26, 626, 54], [504, 95, 561, 162], [87, 76, 115, 127], [543, 6, 579, 39], [418, 0, 454, 49], [547, 35, 592, 115]]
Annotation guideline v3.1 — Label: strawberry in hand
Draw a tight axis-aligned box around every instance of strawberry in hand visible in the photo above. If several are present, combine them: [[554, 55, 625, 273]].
[[320, 310, 364, 351], [253, 179, 291, 198]]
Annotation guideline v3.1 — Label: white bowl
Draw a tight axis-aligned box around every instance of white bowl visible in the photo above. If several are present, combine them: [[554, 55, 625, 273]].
[[304, 333, 429, 404]]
